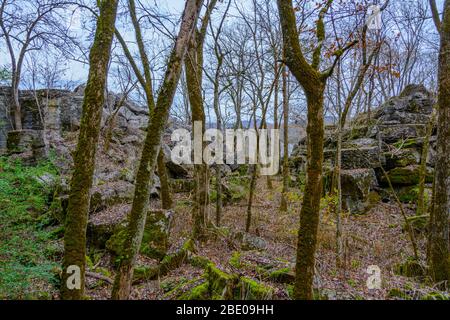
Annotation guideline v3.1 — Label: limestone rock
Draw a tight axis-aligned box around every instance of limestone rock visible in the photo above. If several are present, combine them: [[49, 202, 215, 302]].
[[7, 130, 47, 165], [341, 169, 379, 214]]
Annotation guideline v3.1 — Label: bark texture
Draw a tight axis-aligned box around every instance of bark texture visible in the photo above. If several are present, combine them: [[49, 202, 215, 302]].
[[61, 0, 118, 300], [111, 0, 204, 299], [429, 0, 450, 284], [184, 0, 218, 240], [277, 0, 331, 299]]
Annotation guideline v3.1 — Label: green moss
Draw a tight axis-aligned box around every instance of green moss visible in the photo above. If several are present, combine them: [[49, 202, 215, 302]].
[[206, 263, 233, 294], [107, 211, 173, 261], [364, 191, 381, 211], [189, 255, 211, 269], [398, 186, 420, 203], [160, 277, 187, 293], [269, 267, 295, 283], [105, 228, 127, 262], [239, 277, 273, 300], [421, 292, 449, 300], [178, 282, 210, 300], [403, 215, 429, 233], [133, 266, 157, 282], [229, 252, 242, 269], [385, 167, 420, 185], [388, 288, 412, 300], [394, 258, 425, 277], [393, 138, 419, 149]]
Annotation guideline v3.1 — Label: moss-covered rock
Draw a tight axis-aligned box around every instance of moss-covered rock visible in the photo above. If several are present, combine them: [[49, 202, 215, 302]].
[[397, 186, 432, 205], [421, 292, 450, 300], [189, 255, 212, 269], [384, 148, 420, 169], [340, 169, 379, 214], [382, 165, 433, 186], [229, 252, 242, 269], [106, 209, 173, 260], [177, 262, 274, 300], [239, 277, 273, 300], [178, 282, 210, 300], [140, 210, 173, 260], [268, 267, 295, 284]]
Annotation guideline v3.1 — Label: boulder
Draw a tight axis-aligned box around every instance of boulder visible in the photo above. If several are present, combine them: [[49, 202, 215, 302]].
[[371, 124, 427, 144], [7, 129, 47, 165], [90, 181, 135, 213], [234, 232, 267, 251], [341, 169, 379, 214], [105, 209, 173, 261], [323, 146, 382, 170], [381, 165, 434, 186], [384, 148, 420, 170], [288, 85, 437, 212], [87, 204, 129, 248]]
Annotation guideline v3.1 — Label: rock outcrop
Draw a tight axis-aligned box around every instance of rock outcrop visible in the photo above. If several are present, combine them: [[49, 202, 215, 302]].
[[291, 84, 436, 214]]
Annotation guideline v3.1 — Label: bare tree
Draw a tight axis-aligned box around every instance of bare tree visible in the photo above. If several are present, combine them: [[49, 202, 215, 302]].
[[0, 0, 79, 130], [184, 0, 218, 241], [277, 0, 356, 299]]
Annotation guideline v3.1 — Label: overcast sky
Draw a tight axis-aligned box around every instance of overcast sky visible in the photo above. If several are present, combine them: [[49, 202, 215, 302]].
[[0, 0, 445, 89]]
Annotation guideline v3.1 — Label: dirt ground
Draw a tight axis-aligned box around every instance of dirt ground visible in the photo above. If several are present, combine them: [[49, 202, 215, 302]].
[[85, 177, 447, 300]]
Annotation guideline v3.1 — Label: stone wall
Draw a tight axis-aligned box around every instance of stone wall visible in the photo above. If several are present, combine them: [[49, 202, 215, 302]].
[[0, 86, 151, 153], [0, 87, 13, 151]]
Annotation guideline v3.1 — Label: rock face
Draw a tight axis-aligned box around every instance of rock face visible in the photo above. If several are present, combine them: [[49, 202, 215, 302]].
[[6, 129, 47, 165], [291, 84, 436, 213]]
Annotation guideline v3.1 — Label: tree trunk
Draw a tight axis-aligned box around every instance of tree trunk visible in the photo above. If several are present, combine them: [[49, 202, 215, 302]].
[[111, 0, 204, 299], [12, 83, 22, 130], [61, 0, 118, 300], [185, 37, 210, 240], [277, 0, 333, 299], [429, 0, 450, 284], [280, 62, 290, 212], [246, 164, 258, 232], [294, 90, 325, 299], [417, 110, 436, 216], [158, 149, 172, 209]]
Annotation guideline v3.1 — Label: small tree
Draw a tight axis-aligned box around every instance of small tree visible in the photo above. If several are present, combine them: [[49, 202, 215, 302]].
[[277, 0, 356, 299]]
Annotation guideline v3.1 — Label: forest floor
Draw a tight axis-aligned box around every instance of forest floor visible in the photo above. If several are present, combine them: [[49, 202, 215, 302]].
[[84, 177, 447, 300], [1, 155, 447, 300]]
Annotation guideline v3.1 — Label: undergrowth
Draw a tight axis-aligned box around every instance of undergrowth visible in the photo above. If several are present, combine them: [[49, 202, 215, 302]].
[[0, 157, 61, 299]]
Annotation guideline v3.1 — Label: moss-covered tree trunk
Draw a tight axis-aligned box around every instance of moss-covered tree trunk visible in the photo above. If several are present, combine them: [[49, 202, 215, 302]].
[[295, 90, 325, 299], [158, 149, 173, 209], [277, 0, 338, 300], [184, 0, 217, 240], [185, 37, 210, 240], [417, 109, 436, 216], [61, 0, 118, 300], [111, 0, 204, 299], [429, 0, 450, 284]]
